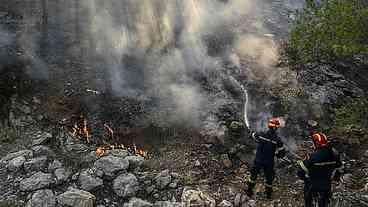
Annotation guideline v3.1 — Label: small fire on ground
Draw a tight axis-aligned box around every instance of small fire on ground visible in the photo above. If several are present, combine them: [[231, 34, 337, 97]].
[[95, 144, 148, 158], [67, 115, 148, 158]]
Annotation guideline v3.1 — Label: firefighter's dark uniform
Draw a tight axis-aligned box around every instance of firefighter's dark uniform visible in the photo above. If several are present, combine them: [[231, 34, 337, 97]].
[[247, 129, 285, 198], [297, 146, 342, 207]]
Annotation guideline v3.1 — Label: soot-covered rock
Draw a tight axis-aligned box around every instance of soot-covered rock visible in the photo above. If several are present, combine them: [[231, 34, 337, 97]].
[[20, 172, 54, 191], [94, 155, 129, 177], [24, 156, 48, 172], [78, 169, 104, 191], [113, 173, 139, 198], [155, 170, 172, 190], [57, 188, 95, 207], [25, 189, 56, 207], [7, 156, 26, 172]]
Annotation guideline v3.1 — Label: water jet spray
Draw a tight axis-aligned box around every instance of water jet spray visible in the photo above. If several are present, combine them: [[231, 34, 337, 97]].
[[229, 76, 250, 130]]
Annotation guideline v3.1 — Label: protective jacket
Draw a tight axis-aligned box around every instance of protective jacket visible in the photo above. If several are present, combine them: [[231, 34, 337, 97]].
[[252, 129, 285, 166], [297, 146, 342, 191], [246, 128, 285, 198]]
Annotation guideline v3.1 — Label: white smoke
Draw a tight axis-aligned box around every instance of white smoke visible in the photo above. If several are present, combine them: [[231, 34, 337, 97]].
[[80, 0, 291, 129]]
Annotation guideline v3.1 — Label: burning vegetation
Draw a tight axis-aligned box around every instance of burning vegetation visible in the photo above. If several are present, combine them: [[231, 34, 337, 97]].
[[66, 114, 148, 158]]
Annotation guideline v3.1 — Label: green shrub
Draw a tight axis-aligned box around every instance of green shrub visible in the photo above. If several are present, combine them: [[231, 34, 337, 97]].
[[288, 0, 368, 66], [333, 97, 368, 136], [0, 126, 18, 144]]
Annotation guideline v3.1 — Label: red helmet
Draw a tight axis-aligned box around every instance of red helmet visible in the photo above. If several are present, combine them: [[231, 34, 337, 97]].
[[268, 118, 281, 129], [311, 132, 328, 147]]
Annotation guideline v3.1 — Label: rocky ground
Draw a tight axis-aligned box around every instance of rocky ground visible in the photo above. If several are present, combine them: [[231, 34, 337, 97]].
[[1, 94, 368, 207]]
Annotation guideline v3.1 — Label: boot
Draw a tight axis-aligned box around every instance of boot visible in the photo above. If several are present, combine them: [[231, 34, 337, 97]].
[[265, 186, 273, 199], [246, 182, 255, 197]]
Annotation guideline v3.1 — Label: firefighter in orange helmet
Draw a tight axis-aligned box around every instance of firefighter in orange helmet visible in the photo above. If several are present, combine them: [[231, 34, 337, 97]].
[[246, 118, 286, 199], [297, 132, 343, 207]]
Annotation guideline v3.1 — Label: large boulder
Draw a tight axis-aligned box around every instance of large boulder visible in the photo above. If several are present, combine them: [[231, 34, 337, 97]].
[[78, 170, 104, 191], [1, 150, 33, 163], [125, 156, 144, 169], [181, 188, 216, 207], [20, 172, 54, 191], [57, 189, 95, 207], [123, 198, 152, 207], [94, 155, 129, 177], [25, 189, 56, 207], [32, 145, 54, 157], [7, 156, 26, 172], [154, 170, 172, 189], [31, 132, 52, 146], [24, 156, 48, 172], [113, 173, 139, 198]]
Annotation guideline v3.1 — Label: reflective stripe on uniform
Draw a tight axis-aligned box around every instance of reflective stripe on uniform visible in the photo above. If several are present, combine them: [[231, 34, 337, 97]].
[[252, 132, 257, 140], [298, 160, 309, 175], [313, 161, 337, 166], [258, 136, 277, 145]]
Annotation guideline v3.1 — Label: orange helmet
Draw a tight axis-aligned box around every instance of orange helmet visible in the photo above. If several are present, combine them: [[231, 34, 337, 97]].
[[311, 132, 328, 147], [268, 118, 281, 129]]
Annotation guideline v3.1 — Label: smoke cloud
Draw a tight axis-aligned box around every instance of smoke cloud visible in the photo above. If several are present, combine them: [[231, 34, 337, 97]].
[[80, 0, 287, 128]]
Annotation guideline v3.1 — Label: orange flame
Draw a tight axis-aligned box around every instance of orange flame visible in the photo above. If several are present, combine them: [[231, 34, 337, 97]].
[[70, 117, 91, 144], [95, 144, 148, 158]]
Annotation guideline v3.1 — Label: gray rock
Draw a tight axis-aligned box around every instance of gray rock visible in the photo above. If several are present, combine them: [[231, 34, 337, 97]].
[[78, 170, 103, 191], [145, 186, 155, 195], [123, 198, 152, 207], [25, 189, 55, 207], [1, 150, 33, 163], [154, 201, 184, 207], [94, 155, 129, 177], [181, 188, 215, 207], [125, 156, 144, 169], [65, 144, 90, 154], [7, 156, 26, 172], [20, 172, 54, 191], [83, 151, 99, 163], [113, 173, 139, 198], [55, 168, 71, 183], [155, 170, 172, 189], [32, 132, 52, 146], [32, 145, 54, 157], [218, 200, 233, 207], [24, 156, 48, 172], [57, 188, 95, 207], [107, 149, 129, 158], [48, 160, 63, 171]]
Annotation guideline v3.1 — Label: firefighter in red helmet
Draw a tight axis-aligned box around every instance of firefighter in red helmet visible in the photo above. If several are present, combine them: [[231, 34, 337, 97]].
[[297, 132, 343, 207], [246, 118, 286, 199]]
